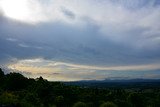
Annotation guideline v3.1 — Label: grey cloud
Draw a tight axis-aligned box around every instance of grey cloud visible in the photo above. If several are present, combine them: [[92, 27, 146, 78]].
[[1, 0, 160, 81], [0, 0, 160, 68], [61, 7, 76, 19], [111, 0, 156, 9], [0, 15, 160, 67], [6, 38, 18, 42]]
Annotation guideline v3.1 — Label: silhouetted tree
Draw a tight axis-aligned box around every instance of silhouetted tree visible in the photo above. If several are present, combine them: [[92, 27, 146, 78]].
[[0, 68, 4, 78], [5, 72, 28, 90], [0, 68, 4, 86]]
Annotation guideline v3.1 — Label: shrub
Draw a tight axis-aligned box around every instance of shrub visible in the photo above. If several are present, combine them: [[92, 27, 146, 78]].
[[100, 101, 117, 107], [73, 101, 87, 107]]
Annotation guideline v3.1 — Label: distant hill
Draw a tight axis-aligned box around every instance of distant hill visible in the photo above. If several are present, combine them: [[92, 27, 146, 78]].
[[65, 79, 160, 88]]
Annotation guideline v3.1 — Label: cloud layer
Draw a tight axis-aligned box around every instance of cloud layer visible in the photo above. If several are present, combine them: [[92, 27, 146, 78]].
[[0, 0, 160, 80], [8, 58, 160, 81]]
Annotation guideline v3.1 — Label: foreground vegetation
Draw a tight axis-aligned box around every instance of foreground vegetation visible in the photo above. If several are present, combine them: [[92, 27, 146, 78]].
[[0, 68, 160, 107]]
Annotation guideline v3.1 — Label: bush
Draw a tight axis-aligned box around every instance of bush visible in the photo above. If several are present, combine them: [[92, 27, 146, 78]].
[[73, 101, 87, 107], [0, 92, 18, 105], [100, 101, 117, 107]]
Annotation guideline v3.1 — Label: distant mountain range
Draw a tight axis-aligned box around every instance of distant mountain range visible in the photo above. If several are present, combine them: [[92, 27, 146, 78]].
[[77, 78, 160, 83], [64, 79, 160, 88]]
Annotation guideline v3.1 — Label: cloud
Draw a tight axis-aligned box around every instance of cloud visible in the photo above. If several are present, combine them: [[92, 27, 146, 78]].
[[6, 38, 18, 42], [0, 13, 160, 66], [61, 7, 76, 20], [0, 0, 160, 80], [0, 0, 159, 47], [7, 58, 160, 81], [18, 43, 30, 48]]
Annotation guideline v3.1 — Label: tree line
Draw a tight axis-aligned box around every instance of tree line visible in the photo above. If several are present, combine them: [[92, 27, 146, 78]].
[[0, 68, 160, 107]]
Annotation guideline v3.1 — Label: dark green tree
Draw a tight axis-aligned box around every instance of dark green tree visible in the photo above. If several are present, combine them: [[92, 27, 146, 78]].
[[100, 101, 117, 107], [0, 68, 4, 78], [0, 92, 18, 105], [128, 93, 144, 107], [5, 72, 29, 91], [73, 101, 87, 107], [55, 95, 64, 107], [0, 68, 4, 86]]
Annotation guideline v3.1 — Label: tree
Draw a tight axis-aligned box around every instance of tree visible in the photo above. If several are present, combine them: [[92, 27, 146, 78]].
[[100, 101, 117, 107], [55, 95, 64, 107], [0, 92, 18, 105], [5, 72, 28, 90], [0, 68, 5, 88], [73, 102, 87, 107], [128, 93, 144, 107], [0, 68, 4, 78]]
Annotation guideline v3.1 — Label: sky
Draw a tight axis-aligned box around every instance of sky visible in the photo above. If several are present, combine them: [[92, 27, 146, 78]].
[[0, 0, 160, 81]]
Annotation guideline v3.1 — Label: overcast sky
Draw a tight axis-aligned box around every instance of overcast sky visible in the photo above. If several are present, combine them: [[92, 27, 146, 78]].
[[0, 0, 160, 81]]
